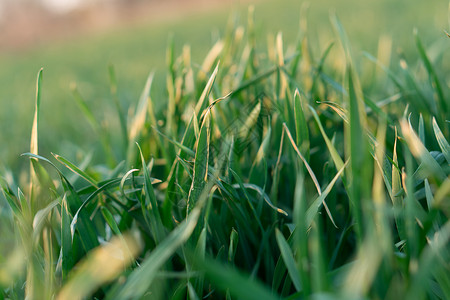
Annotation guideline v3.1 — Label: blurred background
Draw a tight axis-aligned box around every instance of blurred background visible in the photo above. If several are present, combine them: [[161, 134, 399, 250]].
[[0, 0, 448, 171]]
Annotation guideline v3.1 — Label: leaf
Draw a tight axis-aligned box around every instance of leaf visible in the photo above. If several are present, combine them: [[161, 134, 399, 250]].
[[57, 234, 141, 300], [414, 30, 447, 115], [283, 123, 321, 195], [71, 84, 100, 133], [30, 68, 43, 157], [59, 195, 73, 281], [109, 64, 128, 151], [231, 182, 288, 216], [110, 210, 201, 299], [137, 143, 164, 242], [101, 207, 121, 236], [152, 126, 195, 157], [129, 72, 154, 143], [239, 102, 261, 139], [70, 179, 122, 240], [400, 119, 446, 181], [309, 106, 345, 171], [228, 228, 239, 263], [187, 110, 210, 214], [306, 160, 348, 227], [275, 229, 302, 292], [294, 89, 309, 159], [195, 62, 220, 116], [53, 153, 98, 187], [432, 117, 450, 164], [194, 255, 279, 300], [32, 200, 59, 245]]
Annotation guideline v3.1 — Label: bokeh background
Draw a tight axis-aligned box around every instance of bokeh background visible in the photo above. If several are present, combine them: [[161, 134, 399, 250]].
[[0, 0, 448, 170]]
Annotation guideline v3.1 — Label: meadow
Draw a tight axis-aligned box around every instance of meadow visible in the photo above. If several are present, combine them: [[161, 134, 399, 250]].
[[0, 0, 449, 299]]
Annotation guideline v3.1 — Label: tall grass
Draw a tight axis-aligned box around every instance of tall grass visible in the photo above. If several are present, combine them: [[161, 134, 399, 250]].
[[1, 7, 449, 299]]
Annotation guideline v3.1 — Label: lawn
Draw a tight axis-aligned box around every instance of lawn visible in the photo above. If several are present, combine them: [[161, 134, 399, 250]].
[[0, 0, 449, 299]]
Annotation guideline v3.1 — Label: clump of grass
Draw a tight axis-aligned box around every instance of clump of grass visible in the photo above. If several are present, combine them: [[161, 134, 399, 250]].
[[1, 7, 449, 300]]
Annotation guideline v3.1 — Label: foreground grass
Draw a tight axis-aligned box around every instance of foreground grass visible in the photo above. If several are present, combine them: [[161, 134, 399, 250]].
[[1, 7, 450, 300]]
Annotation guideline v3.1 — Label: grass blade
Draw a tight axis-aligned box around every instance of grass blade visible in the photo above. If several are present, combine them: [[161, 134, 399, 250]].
[[275, 228, 302, 292], [137, 143, 164, 242], [53, 153, 98, 187], [111, 209, 201, 299], [306, 160, 349, 227], [400, 119, 446, 181], [294, 89, 309, 160], [414, 30, 447, 116], [432, 117, 450, 164], [108, 65, 128, 152], [195, 62, 219, 116], [57, 234, 141, 300], [187, 110, 211, 214], [195, 255, 279, 300]]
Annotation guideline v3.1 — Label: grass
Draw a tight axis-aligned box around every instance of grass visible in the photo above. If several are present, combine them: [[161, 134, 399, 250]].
[[0, 0, 448, 168], [1, 1, 450, 299]]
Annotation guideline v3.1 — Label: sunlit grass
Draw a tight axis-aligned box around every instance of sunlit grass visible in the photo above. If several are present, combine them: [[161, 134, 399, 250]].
[[1, 4, 449, 299]]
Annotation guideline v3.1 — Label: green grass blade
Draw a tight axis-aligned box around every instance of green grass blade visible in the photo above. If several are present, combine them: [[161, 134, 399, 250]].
[[137, 143, 164, 242], [70, 178, 121, 239], [60, 195, 73, 281], [29, 68, 44, 206], [57, 234, 141, 300], [432, 117, 450, 164], [129, 72, 154, 144], [30, 68, 43, 157], [21, 153, 100, 251], [400, 119, 446, 181], [294, 89, 309, 160], [306, 160, 348, 227], [275, 228, 302, 292], [195, 62, 219, 116], [111, 209, 201, 299], [53, 153, 98, 187], [228, 228, 239, 263], [100, 207, 121, 236], [309, 106, 345, 170], [31, 199, 59, 245], [108, 65, 129, 152], [414, 30, 447, 115], [347, 66, 369, 239], [231, 182, 287, 216], [152, 126, 195, 157], [407, 220, 450, 299], [71, 84, 100, 133], [239, 102, 261, 139], [283, 123, 321, 195], [187, 111, 210, 215], [195, 255, 279, 300]]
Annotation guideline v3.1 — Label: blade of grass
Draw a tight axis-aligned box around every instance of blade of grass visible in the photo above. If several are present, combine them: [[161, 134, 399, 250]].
[[195, 62, 220, 117], [57, 233, 141, 300], [294, 89, 310, 161], [53, 153, 98, 188], [187, 110, 211, 215], [275, 228, 302, 292], [414, 30, 447, 116], [432, 117, 450, 164], [306, 160, 348, 227], [400, 119, 446, 181], [195, 255, 279, 300], [136, 143, 164, 242], [108, 65, 128, 152]]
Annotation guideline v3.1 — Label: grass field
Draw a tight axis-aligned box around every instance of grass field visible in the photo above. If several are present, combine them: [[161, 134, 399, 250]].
[[0, 0, 448, 168], [0, 0, 449, 299]]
